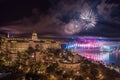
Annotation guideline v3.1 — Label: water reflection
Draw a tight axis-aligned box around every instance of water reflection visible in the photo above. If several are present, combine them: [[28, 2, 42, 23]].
[[109, 51, 120, 66], [74, 49, 120, 66], [63, 36, 120, 66]]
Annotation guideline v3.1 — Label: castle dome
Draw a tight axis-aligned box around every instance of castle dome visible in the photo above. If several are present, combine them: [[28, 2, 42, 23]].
[[32, 32, 38, 41]]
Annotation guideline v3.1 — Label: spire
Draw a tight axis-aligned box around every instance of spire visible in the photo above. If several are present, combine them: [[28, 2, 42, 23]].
[[7, 32, 10, 38]]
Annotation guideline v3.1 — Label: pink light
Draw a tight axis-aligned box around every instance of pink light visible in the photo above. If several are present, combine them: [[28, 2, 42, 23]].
[[31, 55, 34, 58]]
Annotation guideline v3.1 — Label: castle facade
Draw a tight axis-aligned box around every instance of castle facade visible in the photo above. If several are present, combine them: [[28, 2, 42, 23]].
[[0, 33, 61, 53]]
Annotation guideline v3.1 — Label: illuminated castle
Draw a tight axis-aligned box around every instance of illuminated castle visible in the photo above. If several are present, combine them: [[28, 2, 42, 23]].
[[0, 32, 61, 53]]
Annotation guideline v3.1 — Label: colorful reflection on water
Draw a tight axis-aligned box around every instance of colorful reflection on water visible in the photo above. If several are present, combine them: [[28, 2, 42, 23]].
[[74, 49, 120, 66], [64, 36, 120, 66]]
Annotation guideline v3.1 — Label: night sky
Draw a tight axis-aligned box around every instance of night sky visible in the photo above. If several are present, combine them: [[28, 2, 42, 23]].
[[0, 0, 120, 37]]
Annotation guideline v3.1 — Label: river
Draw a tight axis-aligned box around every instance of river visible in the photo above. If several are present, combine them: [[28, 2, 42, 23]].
[[65, 36, 120, 66]]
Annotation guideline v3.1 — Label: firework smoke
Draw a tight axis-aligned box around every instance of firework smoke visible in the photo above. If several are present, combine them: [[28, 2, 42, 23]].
[[0, 0, 119, 36], [64, 20, 82, 35], [63, 1, 98, 35]]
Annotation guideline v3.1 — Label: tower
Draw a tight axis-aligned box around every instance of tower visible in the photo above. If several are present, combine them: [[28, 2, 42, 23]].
[[7, 32, 10, 38], [32, 32, 38, 41]]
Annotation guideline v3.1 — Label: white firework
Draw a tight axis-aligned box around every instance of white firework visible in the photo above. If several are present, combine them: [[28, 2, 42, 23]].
[[80, 10, 97, 30]]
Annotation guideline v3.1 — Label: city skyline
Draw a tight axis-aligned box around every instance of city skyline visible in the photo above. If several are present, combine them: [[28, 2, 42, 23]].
[[0, 1, 120, 79]]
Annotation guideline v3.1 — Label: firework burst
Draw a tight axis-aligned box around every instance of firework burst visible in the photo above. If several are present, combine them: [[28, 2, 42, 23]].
[[80, 10, 97, 30], [62, 1, 98, 35]]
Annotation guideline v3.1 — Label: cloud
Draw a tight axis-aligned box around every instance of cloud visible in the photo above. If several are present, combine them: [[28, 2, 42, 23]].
[[0, 11, 63, 35], [0, 0, 86, 35], [97, 0, 119, 23], [0, 0, 120, 36]]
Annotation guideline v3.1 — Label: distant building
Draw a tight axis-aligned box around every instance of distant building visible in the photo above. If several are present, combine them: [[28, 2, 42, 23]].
[[0, 34, 5, 49], [0, 32, 61, 53]]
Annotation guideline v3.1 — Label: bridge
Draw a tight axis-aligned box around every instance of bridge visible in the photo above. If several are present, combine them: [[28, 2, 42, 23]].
[[61, 37, 120, 52]]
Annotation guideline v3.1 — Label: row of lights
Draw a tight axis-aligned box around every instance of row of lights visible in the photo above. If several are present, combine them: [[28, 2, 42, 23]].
[[66, 43, 102, 49]]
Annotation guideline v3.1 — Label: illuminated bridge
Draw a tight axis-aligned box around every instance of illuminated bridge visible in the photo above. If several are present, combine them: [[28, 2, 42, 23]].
[[61, 36, 120, 52]]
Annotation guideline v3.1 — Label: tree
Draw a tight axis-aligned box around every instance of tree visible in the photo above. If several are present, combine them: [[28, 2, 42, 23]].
[[35, 44, 41, 52], [75, 76, 84, 80], [46, 63, 58, 74], [27, 46, 35, 54]]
